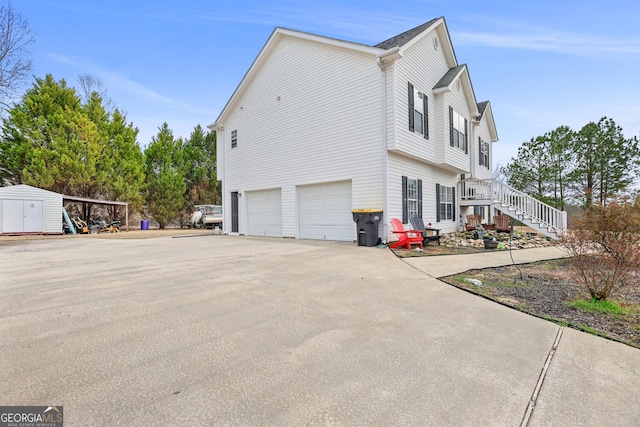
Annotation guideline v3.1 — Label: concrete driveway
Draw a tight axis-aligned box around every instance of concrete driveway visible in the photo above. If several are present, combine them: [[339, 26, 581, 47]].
[[1, 236, 638, 426]]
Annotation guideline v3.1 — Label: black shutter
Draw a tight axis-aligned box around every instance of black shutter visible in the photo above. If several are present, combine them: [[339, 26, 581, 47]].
[[408, 83, 414, 132], [402, 176, 408, 223], [417, 179, 423, 219], [449, 106, 454, 147], [436, 183, 441, 222], [478, 137, 482, 166], [452, 187, 456, 222], [464, 118, 468, 154], [423, 95, 429, 139]]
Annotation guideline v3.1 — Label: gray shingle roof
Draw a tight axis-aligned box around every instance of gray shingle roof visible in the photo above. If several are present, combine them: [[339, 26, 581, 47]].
[[433, 64, 466, 90], [477, 101, 489, 117], [374, 17, 441, 49]]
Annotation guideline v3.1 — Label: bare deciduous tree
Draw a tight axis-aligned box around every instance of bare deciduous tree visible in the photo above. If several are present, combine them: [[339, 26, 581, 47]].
[[0, 2, 35, 111], [77, 73, 112, 109]]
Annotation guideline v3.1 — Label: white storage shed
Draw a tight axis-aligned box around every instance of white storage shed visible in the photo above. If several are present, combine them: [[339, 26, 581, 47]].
[[0, 184, 63, 235]]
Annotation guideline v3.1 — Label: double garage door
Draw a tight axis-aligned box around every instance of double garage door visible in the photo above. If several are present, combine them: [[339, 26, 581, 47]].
[[245, 181, 353, 241]]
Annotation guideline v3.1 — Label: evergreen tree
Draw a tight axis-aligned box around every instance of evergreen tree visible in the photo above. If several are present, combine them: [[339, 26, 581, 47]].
[[0, 74, 103, 195], [144, 123, 186, 228], [182, 124, 219, 216], [571, 118, 639, 207]]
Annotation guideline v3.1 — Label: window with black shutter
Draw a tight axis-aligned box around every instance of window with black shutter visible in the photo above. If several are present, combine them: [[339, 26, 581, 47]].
[[402, 176, 422, 223], [408, 82, 428, 139]]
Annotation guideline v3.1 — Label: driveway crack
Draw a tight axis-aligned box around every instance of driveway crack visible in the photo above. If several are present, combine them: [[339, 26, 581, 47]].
[[520, 326, 564, 426]]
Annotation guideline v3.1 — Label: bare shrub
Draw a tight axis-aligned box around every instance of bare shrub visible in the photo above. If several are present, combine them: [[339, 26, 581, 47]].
[[562, 198, 640, 301]]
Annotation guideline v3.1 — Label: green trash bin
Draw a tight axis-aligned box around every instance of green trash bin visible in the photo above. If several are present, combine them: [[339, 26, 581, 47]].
[[352, 209, 383, 247]]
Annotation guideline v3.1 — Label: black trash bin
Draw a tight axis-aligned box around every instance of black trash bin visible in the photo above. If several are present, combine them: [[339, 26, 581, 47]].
[[352, 209, 383, 247]]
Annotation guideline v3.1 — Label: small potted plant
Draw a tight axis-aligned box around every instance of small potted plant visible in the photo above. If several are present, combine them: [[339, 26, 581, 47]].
[[484, 236, 499, 249]]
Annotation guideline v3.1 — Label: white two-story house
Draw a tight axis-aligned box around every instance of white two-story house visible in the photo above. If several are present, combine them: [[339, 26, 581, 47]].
[[211, 17, 510, 242]]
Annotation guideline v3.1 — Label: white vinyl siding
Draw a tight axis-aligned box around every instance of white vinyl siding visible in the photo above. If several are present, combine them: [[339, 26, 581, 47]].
[[219, 34, 383, 239], [472, 114, 494, 180], [388, 153, 460, 238], [392, 30, 450, 162]]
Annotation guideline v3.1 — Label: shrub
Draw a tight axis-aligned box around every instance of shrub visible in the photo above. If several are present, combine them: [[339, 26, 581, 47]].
[[562, 198, 640, 301]]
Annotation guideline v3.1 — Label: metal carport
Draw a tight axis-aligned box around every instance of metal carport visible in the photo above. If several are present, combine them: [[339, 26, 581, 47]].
[[62, 195, 130, 231]]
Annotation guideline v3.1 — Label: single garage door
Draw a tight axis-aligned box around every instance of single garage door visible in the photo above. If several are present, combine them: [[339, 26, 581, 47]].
[[298, 181, 353, 241], [246, 188, 282, 237]]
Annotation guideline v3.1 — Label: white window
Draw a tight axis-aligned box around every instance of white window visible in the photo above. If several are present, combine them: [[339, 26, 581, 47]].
[[414, 89, 424, 135], [407, 178, 419, 220], [451, 109, 466, 151], [479, 138, 489, 168], [408, 82, 428, 138], [439, 186, 453, 220], [231, 129, 237, 148]]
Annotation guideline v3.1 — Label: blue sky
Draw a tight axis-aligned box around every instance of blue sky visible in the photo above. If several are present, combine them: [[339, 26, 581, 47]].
[[16, 0, 640, 169]]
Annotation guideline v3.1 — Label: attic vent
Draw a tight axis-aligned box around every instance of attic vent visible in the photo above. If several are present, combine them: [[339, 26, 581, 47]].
[[433, 36, 439, 50], [456, 80, 461, 91]]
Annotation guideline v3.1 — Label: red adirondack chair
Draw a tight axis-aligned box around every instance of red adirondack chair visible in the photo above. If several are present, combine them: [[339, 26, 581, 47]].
[[389, 218, 423, 250]]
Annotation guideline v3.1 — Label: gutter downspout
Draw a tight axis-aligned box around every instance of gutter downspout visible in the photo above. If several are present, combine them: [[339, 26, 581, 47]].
[[377, 58, 388, 242]]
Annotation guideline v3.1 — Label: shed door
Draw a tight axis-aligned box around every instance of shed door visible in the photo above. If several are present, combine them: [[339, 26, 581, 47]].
[[298, 181, 353, 241], [23, 200, 43, 232], [246, 189, 282, 237], [1, 200, 43, 233]]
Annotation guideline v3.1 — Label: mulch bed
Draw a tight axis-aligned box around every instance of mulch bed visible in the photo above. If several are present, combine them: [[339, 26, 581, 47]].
[[440, 259, 640, 348]]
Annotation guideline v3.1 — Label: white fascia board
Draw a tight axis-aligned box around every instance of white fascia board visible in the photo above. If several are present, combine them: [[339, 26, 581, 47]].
[[460, 67, 480, 117], [482, 102, 499, 142]]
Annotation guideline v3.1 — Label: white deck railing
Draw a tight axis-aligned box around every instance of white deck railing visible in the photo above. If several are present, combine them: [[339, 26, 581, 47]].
[[459, 179, 568, 236]]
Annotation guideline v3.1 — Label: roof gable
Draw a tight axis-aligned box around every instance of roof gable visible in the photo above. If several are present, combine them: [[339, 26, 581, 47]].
[[433, 64, 479, 117], [477, 101, 498, 142], [211, 27, 382, 128], [375, 17, 457, 68], [375, 18, 441, 50]]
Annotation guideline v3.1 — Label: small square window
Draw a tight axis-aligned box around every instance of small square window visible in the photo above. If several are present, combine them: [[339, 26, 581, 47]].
[[231, 129, 237, 148]]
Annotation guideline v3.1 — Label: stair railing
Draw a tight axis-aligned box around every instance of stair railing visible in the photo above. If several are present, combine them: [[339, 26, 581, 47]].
[[460, 179, 568, 236]]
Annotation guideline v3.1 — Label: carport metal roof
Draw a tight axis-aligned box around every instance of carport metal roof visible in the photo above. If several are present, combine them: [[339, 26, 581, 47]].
[[62, 195, 129, 231]]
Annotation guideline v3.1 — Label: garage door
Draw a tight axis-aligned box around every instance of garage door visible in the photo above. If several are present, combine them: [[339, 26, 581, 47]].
[[246, 188, 282, 237], [298, 181, 353, 241]]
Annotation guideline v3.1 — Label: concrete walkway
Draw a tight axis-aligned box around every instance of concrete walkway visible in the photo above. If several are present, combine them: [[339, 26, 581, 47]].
[[1, 238, 638, 426], [404, 246, 640, 426]]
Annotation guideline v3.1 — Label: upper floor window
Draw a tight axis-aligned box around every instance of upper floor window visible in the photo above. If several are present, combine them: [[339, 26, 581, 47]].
[[448, 107, 467, 153], [479, 138, 490, 168], [231, 129, 237, 148], [408, 82, 429, 139]]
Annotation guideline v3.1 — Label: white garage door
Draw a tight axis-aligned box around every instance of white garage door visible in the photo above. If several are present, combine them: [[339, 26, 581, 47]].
[[246, 188, 282, 237], [298, 181, 353, 241]]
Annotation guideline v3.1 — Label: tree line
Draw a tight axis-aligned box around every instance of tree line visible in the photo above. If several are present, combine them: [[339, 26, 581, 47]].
[[501, 117, 640, 210], [0, 74, 220, 228]]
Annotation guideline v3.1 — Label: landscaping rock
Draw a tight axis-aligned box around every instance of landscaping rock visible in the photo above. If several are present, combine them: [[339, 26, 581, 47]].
[[440, 230, 554, 250]]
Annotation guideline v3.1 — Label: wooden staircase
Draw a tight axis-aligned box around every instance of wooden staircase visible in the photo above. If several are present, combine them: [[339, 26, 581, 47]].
[[458, 179, 567, 240]]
